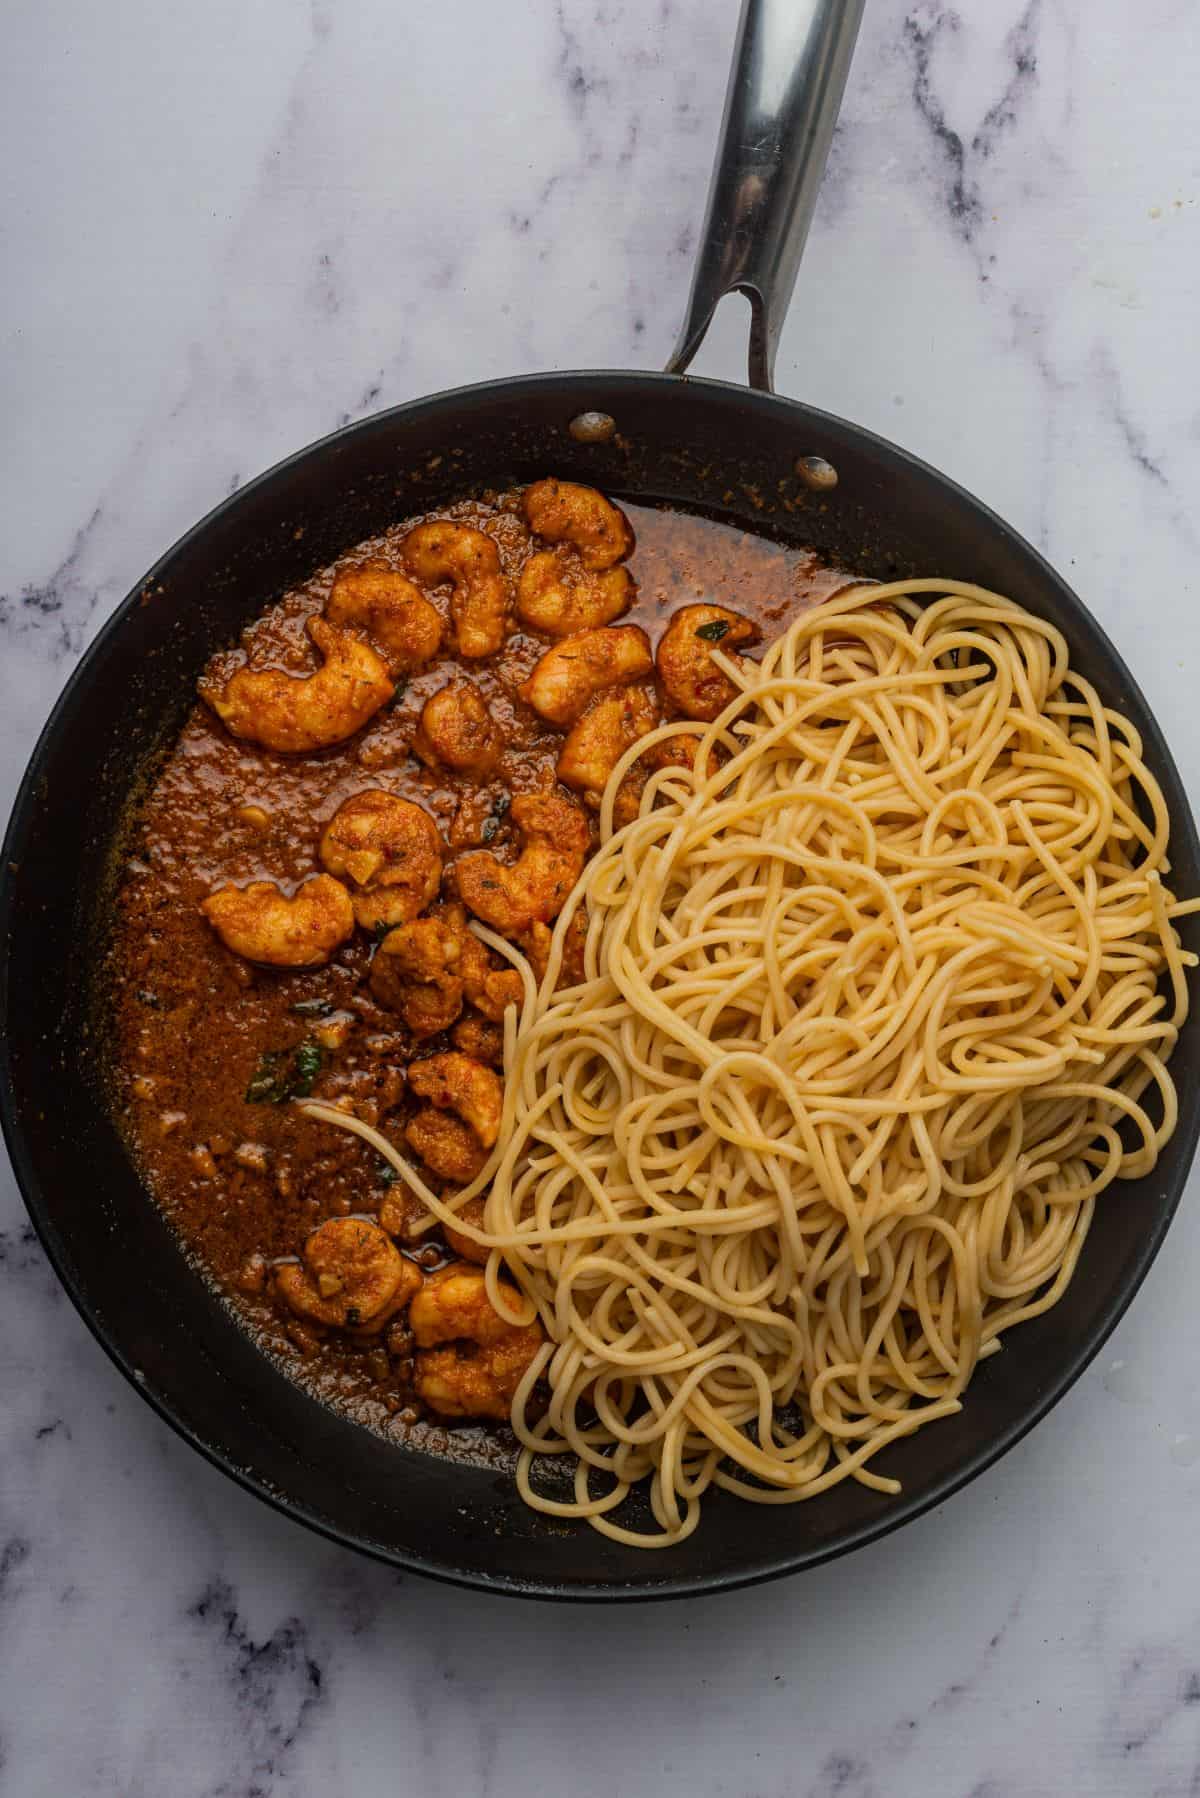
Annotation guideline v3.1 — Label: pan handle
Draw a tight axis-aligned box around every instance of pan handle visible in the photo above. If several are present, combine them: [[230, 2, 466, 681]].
[[665, 0, 865, 394]]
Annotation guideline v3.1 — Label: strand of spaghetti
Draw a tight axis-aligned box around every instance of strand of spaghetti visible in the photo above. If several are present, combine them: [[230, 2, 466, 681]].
[[302, 580, 1195, 1549]]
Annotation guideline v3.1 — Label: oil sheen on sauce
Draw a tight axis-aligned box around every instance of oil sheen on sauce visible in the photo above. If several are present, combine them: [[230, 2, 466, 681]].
[[108, 492, 856, 1464]]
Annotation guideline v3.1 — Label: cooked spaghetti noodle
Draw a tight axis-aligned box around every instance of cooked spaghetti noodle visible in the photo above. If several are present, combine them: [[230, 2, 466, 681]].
[[305, 580, 1199, 1546]]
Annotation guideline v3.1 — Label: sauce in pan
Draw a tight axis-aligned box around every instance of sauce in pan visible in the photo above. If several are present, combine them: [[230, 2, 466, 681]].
[[108, 486, 857, 1459]]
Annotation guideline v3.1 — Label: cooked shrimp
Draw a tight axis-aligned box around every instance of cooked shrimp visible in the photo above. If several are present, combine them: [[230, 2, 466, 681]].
[[411, 1266, 512, 1347], [454, 792, 588, 935], [613, 730, 711, 828], [458, 930, 524, 1021], [522, 904, 589, 989], [324, 566, 442, 675], [402, 521, 508, 658], [274, 1217, 420, 1334], [435, 901, 522, 1016], [407, 1051, 502, 1149], [451, 1014, 504, 1066], [411, 1264, 544, 1421], [411, 681, 502, 778], [517, 469, 634, 637], [318, 790, 443, 931], [523, 478, 633, 570], [415, 1335, 543, 1420], [201, 874, 354, 967], [405, 1108, 487, 1184], [520, 626, 652, 728], [655, 603, 759, 721], [370, 915, 463, 1037], [204, 617, 394, 752], [515, 553, 634, 637], [379, 1185, 421, 1242], [647, 731, 710, 773], [443, 1196, 488, 1264], [557, 683, 658, 803]]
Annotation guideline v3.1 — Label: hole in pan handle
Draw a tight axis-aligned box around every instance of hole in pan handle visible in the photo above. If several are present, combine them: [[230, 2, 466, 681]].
[[665, 0, 866, 396]]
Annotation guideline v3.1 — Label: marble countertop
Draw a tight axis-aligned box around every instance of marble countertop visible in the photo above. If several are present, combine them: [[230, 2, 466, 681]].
[[5, 0, 1200, 1790]]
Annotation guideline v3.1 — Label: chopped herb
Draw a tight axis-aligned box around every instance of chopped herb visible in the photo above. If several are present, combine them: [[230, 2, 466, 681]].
[[481, 791, 512, 843], [695, 619, 730, 642], [290, 997, 333, 1018], [372, 919, 395, 942], [245, 1037, 325, 1105], [344, 1306, 362, 1328], [291, 1038, 324, 1097], [136, 988, 161, 1009], [388, 681, 408, 708], [376, 1157, 399, 1187]]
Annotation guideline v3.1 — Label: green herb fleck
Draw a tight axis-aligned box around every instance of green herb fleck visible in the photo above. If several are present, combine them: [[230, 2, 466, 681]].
[[291, 1038, 323, 1097], [290, 997, 333, 1018], [245, 1037, 325, 1105], [695, 619, 730, 643], [376, 1157, 399, 1187], [372, 919, 395, 942]]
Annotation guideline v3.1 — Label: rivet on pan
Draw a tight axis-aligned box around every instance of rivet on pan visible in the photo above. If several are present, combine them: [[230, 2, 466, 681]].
[[569, 410, 617, 444], [796, 455, 838, 492]]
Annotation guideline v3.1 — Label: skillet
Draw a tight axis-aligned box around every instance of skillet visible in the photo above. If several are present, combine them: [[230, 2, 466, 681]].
[[3, 0, 1198, 1600]]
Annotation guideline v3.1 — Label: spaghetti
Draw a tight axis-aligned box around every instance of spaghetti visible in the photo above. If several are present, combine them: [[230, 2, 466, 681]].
[[306, 580, 1199, 1546]]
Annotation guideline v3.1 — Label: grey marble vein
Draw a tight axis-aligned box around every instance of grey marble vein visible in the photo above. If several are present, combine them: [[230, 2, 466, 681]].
[[4, 0, 1200, 1792]]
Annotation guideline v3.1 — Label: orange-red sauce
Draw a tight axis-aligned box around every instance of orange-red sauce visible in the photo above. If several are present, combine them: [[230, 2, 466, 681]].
[[108, 491, 854, 1455]]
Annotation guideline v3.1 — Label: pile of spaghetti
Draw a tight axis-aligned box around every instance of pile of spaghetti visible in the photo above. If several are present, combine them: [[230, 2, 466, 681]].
[[325, 581, 1200, 1546]]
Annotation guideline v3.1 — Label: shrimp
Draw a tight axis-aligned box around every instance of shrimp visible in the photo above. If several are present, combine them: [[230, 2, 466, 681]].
[[458, 928, 524, 1021], [370, 903, 518, 1033], [556, 682, 658, 803], [318, 790, 443, 931], [411, 1264, 544, 1421], [523, 478, 633, 570], [451, 1014, 504, 1066], [520, 626, 652, 728], [379, 1185, 421, 1242], [370, 914, 463, 1038], [324, 565, 442, 675], [204, 617, 394, 752], [515, 554, 634, 637], [442, 1195, 488, 1265], [517, 480, 635, 637], [405, 1108, 487, 1184], [201, 874, 354, 967], [411, 680, 502, 778], [613, 731, 711, 828], [415, 1334, 543, 1420], [407, 1051, 502, 1150], [274, 1217, 420, 1334], [402, 521, 509, 659], [522, 903, 589, 989], [454, 792, 588, 935], [655, 603, 760, 721]]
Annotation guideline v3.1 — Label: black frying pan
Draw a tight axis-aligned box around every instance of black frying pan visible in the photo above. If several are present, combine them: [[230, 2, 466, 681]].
[[2, 2, 1197, 1601]]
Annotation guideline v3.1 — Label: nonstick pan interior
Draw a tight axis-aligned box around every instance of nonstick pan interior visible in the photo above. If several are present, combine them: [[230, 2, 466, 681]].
[[3, 370, 1197, 1599]]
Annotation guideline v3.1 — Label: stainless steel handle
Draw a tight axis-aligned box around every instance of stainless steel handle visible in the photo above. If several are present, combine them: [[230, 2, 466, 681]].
[[666, 0, 866, 394]]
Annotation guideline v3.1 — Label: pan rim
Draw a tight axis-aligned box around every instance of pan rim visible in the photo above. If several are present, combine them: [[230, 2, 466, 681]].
[[3, 367, 1197, 1601]]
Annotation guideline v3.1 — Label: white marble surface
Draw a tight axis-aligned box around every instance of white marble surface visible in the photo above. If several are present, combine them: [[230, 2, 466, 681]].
[[4, 0, 1200, 1790]]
